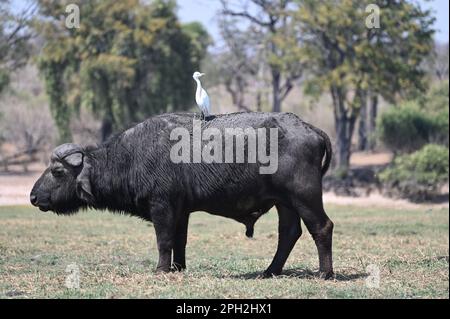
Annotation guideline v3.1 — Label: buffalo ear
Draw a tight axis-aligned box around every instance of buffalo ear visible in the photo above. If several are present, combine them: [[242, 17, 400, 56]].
[[76, 161, 94, 204], [64, 152, 83, 167]]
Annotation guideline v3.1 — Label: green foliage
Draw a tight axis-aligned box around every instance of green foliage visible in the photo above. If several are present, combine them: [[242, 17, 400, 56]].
[[378, 102, 436, 153], [424, 80, 449, 113], [36, 0, 209, 142], [378, 81, 449, 153], [39, 60, 72, 143], [297, 0, 435, 102], [182, 22, 212, 66], [294, 0, 435, 170], [379, 144, 449, 200], [0, 1, 32, 94], [425, 81, 450, 145]]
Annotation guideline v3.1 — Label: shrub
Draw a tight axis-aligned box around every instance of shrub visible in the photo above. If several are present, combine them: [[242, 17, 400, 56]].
[[378, 102, 434, 153], [379, 144, 449, 201], [378, 81, 449, 153], [425, 80, 449, 114], [425, 81, 449, 145]]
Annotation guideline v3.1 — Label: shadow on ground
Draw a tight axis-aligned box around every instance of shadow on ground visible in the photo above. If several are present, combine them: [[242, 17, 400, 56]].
[[232, 268, 368, 281]]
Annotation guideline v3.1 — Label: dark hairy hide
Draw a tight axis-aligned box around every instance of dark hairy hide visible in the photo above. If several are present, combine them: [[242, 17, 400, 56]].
[[31, 112, 335, 278]]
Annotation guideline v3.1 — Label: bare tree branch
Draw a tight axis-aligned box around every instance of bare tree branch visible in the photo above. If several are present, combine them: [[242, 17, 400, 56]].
[[220, 0, 273, 27], [219, 0, 300, 112], [221, 9, 272, 27]]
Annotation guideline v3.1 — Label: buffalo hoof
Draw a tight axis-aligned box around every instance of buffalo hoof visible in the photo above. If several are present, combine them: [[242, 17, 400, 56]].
[[171, 263, 186, 272], [245, 226, 254, 238], [262, 270, 281, 278], [318, 271, 335, 280], [155, 266, 171, 274]]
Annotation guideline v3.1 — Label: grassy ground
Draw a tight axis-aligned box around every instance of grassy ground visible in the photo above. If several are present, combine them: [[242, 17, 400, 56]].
[[0, 204, 448, 299]]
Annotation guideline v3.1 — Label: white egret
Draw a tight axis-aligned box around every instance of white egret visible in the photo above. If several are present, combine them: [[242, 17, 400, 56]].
[[193, 71, 211, 120]]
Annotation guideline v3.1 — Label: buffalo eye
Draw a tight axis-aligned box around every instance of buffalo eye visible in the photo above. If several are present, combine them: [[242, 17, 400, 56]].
[[51, 168, 65, 178]]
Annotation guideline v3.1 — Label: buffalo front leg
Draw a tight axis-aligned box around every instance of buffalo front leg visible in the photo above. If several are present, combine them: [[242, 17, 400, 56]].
[[151, 204, 175, 273], [263, 204, 302, 277], [172, 213, 189, 271]]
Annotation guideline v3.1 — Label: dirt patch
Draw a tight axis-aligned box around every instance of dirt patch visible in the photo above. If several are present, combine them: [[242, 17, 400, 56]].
[[0, 162, 448, 210], [350, 151, 393, 167], [0, 159, 449, 209], [0, 163, 44, 206], [323, 192, 449, 210]]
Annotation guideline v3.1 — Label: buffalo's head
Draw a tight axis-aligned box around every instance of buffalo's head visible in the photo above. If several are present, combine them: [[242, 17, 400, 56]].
[[30, 143, 94, 214]]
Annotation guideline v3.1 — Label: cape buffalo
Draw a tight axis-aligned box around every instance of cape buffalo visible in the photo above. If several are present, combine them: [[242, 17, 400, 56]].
[[30, 112, 334, 279]]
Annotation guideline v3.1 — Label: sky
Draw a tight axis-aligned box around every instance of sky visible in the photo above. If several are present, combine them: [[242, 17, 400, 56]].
[[177, 0, 449, 45], [10, 0, 449, 44]]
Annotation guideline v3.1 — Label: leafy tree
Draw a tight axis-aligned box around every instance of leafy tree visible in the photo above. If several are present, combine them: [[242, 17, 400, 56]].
[[295, 0, 434, 171], [35, 0, 209, 142], [0, 1, 33, 94], [182, 21, 212, 67], [424, 80, 449, 115], [424, 41, 449, 82], [220, 0, 303, 112]]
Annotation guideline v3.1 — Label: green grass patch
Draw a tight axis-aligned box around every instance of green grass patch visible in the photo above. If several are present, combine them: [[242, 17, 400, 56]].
[[0, 205, 448, 298]]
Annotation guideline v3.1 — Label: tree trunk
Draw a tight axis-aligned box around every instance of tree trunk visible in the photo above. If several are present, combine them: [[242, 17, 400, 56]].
[[98, 76, 114, 143], [336, 116, 349, 171], [101, 117, 113, 142], [331, 87, 357, 173], [256, 91, 262, 112], [335, 114, 356, 172], [368, 94, 378, 151], [357, 91, 368, 151], [46, 63, 72, 143], [272, 69, 282, 112]]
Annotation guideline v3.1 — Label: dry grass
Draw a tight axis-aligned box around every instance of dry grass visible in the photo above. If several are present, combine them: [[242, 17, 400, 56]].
[[0, 204, 448, 299]]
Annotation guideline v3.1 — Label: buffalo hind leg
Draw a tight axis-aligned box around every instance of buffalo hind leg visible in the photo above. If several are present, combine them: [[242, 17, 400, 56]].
[[151, 204, 175, 273], [299, 201, 334, 280], [172, 214, 189, 271], [263, 204, 302, 277]]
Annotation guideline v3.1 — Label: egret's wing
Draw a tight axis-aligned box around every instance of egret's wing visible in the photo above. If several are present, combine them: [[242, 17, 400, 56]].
[[201, 89, 211, 114]]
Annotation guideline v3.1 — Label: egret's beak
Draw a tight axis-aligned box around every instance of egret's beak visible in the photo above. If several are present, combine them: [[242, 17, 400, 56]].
[[200, 73, 205, 77]]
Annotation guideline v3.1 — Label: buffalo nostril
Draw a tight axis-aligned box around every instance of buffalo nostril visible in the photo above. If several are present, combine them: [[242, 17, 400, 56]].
[[30, 194, 38, 206]]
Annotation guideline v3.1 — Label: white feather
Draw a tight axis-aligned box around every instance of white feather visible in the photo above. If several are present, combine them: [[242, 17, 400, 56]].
[[193, 72, 211, 117]]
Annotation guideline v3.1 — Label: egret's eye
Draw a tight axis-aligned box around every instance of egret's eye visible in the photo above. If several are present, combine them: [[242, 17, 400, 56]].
[[51, 168, 65, 178]]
